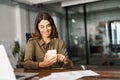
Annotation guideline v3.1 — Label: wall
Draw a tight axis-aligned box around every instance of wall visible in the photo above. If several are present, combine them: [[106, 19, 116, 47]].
[[0, 1, 31, 67], [0, 0, 17, 68]]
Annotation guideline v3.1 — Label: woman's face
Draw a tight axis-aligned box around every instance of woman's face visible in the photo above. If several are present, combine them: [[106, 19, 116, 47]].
[[38, 20, 52, 38]]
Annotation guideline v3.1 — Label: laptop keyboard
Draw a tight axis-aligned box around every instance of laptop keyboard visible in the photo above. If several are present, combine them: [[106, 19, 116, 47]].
[[15, 75, 24, 79]]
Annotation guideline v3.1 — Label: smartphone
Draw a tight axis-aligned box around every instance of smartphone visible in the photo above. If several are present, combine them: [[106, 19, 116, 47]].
[[46, 50, 57, 59]]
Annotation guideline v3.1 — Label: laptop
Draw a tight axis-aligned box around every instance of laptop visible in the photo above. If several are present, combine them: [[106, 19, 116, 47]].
[[0, 45, 39, 80]]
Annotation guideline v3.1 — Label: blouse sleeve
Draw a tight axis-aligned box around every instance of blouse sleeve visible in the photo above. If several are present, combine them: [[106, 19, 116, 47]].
[[23, 39, 40, 69], [57, 39, 73, 68]]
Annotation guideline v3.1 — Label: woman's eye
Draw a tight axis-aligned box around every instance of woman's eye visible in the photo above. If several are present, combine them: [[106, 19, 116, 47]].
[[39, 25, 44, 28], [47, 24, 51, 27]]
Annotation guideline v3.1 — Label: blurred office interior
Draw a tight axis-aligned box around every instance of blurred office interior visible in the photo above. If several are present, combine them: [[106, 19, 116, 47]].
[[0, 0, 120, 68]]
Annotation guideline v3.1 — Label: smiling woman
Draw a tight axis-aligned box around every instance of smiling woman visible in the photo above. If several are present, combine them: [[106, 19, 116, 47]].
[[23, 12, 73, 70]]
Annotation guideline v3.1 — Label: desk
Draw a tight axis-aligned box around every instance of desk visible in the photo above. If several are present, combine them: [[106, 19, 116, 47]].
[[14, 65, 120, 80]]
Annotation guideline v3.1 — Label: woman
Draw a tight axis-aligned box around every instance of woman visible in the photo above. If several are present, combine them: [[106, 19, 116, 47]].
[[24, 12, 73, 69]]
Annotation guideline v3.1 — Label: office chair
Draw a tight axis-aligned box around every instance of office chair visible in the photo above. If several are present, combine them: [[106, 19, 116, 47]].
[[25, 33, 31, 43]]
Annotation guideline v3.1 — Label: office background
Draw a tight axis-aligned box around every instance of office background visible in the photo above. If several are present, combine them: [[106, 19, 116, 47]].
[[1, 0, 120, 68]]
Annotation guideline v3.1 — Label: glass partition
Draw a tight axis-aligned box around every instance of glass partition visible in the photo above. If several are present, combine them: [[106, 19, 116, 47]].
[[66, 0, 120, 66], [86, 0, 120, 65], [67, 6, 86, 65]]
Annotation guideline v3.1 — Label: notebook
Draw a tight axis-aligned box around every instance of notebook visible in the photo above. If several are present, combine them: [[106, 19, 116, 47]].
[[0, 45, 39, 80]]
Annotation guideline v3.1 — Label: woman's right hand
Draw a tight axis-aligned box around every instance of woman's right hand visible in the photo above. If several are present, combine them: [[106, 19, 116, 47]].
[[39, 54, 57, 67]]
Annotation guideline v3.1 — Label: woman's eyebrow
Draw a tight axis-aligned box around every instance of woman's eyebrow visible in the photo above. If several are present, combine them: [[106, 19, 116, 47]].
[[47, 23, 50, 25], [39, 24, 44, 26]]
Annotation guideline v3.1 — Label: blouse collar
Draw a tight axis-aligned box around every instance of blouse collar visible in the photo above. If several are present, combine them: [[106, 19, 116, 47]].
[[39, 38, 53, 46]]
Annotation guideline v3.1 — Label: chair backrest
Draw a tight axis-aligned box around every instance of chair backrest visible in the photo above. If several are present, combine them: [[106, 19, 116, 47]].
[[25, 33, 31, 43]]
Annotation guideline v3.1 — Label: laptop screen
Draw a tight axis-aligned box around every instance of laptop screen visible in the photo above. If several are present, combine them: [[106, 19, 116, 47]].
[[0, 45, 16, 80], [0, 45, 39, 80]]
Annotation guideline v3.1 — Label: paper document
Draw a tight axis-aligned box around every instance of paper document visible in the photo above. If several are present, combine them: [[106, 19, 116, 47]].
[[39, 75, 52, 80], [39, 70, 99, 80]]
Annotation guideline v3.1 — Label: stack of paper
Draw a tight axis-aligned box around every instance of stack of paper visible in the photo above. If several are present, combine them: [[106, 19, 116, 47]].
[[39, 70, 99, 80]]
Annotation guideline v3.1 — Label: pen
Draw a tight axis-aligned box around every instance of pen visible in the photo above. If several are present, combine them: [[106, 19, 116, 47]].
[[81, 65, 85, 70]]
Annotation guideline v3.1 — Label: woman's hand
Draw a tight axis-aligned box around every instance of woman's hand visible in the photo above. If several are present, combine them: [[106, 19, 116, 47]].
[[57, 54, 68, 64], [39, 54, 57, 67]]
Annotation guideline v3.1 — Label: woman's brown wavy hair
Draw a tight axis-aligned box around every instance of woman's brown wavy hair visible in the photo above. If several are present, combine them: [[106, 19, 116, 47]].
[[31, 12, 58, 39]]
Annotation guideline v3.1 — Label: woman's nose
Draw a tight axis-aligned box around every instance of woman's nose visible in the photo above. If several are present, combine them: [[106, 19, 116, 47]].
[[44, 26, 48, 30]]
